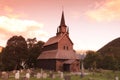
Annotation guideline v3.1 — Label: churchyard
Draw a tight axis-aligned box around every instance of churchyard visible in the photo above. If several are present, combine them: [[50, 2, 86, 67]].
[[0, 69, 120, 80]]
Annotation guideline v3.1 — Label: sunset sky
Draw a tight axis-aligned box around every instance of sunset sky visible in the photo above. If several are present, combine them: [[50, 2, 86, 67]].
[[0, 0, 120, 51]]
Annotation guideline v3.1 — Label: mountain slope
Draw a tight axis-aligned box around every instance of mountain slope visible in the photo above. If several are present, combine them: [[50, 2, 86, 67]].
[[97, 37, 120, 58]]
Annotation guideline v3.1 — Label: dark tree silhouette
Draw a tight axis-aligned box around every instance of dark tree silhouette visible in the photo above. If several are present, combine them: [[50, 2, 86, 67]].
[[84, 51, 103, 70], [1, 35, 28, 71], [26, 38, 45, 68]]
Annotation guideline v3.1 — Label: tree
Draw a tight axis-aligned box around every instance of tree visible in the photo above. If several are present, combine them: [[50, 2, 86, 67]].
[[26, 38, 45, 68], [84, 51, 102, 70], [102, 55, 119, 70], [1, 36, 28, 71]]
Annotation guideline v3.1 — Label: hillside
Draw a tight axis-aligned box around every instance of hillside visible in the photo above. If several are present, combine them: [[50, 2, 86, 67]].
[[97, 37, 120, 58]]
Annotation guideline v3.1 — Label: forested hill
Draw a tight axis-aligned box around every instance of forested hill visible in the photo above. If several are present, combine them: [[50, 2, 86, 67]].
[[97, 37, 120, 57]]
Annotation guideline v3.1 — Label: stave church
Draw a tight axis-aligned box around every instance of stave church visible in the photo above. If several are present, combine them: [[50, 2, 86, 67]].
[[37, 11, 80, 72]]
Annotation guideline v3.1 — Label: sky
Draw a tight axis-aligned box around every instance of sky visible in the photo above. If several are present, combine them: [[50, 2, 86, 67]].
[[0, 0, 120, 51]]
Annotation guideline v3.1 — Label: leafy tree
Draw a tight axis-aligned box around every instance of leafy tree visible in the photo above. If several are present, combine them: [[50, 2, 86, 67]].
[[84, 51, 96, 69], [1, 36, 28, 71], [84, 51, 102, 70], [101, 55, 119, 70], [26, 38, 45, 68]]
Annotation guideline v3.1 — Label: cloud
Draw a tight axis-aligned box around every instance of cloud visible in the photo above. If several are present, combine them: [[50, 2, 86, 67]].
[[86, 0, 120, 22], [0, 5, 26, 18], [0, 16, 48, 47]]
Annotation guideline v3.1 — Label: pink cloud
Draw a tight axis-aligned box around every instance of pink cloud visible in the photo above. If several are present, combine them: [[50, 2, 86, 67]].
[[0, 16, 48, 47], [86, 0, 120, 22]]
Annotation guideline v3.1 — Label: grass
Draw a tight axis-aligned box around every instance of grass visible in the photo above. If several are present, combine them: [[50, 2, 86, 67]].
[[2, 69, 120, 80]]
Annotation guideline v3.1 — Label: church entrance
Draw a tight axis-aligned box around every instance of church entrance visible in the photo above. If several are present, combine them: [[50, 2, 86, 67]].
[[63, 64, 70, 72]]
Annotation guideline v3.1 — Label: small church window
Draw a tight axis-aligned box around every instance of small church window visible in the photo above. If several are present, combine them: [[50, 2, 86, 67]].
[[63, 46, 66, 50], [63, 45, 69, 50], [66, 46, 68, 50]]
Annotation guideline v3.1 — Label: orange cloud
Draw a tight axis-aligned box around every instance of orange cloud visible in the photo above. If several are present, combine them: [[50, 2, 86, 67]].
[[86, 0, 120, 22], [0, 5, 26, 18], [0, 16, 48, 47]]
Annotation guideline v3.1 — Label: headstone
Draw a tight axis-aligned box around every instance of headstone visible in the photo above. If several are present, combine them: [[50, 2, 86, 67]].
[[1, 71, 9, 80], [36, 72, 42, 79], [15, 71, 20, 80], [115, 76, 119, 80], [25, 72, 30, 80], [13, 70, 16, 74], [60, 72, 64, 79], [57, 71, 61, 74], [20, 69, 24, 73], [42, 72, 47, 79], [52, 74, 55, 79]]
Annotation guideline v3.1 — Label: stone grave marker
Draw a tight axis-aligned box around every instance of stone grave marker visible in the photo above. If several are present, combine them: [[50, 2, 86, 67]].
[[36, 72, 42, 79], [60, 72, 64, 79], [25, 72, 30, 80], [42, 72, 47, 79], [15, 71, 20, 80], [1, 71, 9, 80], [115, 76, 119, 80]]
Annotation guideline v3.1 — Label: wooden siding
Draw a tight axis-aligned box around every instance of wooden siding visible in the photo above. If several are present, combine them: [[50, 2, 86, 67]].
[[56, 59, 65, 71], [43, 43, 58, 51], [37, 59, 56, 71], [58, 35, 73, 50]]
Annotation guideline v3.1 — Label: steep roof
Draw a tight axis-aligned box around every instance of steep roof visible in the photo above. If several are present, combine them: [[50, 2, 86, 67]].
[[38, 50, 79, 59], [43, 33, 73, 46]]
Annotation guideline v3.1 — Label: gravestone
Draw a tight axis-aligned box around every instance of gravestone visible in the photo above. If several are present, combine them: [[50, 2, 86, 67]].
[[1, 71, 9, 80], [36, 72, 42, 79], [115, 76, 119, 80], [42, 72, 47, 79], [25, 72, 30, 80], [15, 71, 20, 80], [60, 72, 64, 79], [52, 74, 55, 79]]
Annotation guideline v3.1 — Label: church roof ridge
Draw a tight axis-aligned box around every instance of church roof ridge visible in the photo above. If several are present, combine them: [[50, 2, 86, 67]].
[[43, 33, 73, 46]]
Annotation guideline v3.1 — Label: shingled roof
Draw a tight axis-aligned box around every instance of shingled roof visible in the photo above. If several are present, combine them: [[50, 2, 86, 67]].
[[38, 50, 79, 59], [43, 33, 73, 46]]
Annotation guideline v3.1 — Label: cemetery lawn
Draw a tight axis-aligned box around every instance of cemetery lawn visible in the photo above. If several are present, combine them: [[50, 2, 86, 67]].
[[8, 70, 120, 80]]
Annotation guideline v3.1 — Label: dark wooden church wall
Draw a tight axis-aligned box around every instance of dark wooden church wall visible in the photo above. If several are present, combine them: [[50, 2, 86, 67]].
[[43, 43, 58, 51], [37, 59, 56, 71]]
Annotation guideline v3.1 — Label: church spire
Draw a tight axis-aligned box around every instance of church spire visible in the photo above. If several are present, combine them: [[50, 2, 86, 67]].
[[56, 11, 69, 36], [60, 11, 66, 26]]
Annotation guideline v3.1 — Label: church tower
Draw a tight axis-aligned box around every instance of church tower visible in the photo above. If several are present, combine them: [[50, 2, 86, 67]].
[[57, 11, 69, 36]]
